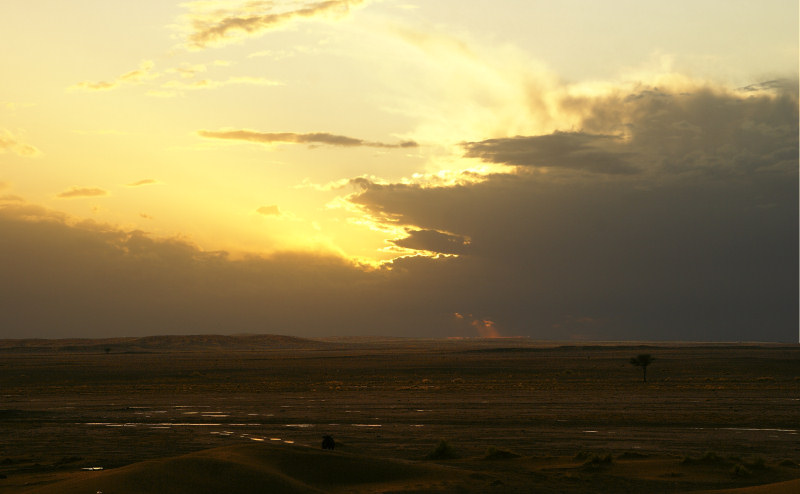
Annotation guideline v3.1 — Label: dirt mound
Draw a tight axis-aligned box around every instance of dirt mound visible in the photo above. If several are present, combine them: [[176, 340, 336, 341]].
[[19, 442, 457, 494]]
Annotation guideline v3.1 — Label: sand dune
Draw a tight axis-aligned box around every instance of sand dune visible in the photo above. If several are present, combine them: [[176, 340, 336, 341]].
[[19, 442, 460, 494], [691, 478, 800, 494]]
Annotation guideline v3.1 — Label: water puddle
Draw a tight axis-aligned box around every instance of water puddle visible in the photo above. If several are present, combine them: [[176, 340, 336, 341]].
[[84, 422, 224, 427], [692, 427, 797, 434]]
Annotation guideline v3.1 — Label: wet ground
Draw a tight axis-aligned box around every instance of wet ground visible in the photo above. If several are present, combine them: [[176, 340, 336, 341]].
[[0, 340, 798, 486]]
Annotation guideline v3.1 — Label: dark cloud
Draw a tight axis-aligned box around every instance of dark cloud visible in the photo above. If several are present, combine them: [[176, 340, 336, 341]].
[[463, 132, 638, 175], [199, 129, 417, 149], [465, 84, 798, 180], [56, 187, 109, 199], [391, 228, 471, 255], [738, 79, 798, 94], [349, 83, 799, 342], [0, 202, 480, 339], [574, 85, 799, 178], [1, 82, 796, 342]]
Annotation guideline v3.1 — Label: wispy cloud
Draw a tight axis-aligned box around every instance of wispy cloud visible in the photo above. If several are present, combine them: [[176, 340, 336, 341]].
[[256, 205, 281, 216], [56, 187, 109, 199], [167, 63, 208, 79], [198, 129, 417, 148], [162, 76, 282, 90], [1, 101, 35, 111], [126, 179, 158, 187], [0, 130, 41, 157], [69, 60, 158, 92], [72, 129, 130, 136], [184, 0, 369, 49]]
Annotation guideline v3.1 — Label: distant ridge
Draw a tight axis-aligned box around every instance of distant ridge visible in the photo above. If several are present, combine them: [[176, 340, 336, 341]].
[[0, 334, 328, 354]]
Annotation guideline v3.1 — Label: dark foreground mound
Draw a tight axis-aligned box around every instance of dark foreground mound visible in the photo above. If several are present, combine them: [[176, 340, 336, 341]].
[[19, 442, 459, 494]]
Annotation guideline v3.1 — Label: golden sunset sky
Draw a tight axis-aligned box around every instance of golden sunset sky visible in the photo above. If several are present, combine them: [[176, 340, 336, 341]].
[[1, 1, 798, 340]]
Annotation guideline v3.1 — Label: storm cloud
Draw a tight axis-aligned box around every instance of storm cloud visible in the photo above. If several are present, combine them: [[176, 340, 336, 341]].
[[463, 132, 638, 175], [0, 82, 796, 342], [349, 82, 799, 341], [0, 202, 424, 339], [391, 229, 471, 255]]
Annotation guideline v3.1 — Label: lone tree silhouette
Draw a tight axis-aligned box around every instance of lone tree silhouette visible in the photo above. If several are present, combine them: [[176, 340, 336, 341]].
[[629, 354, 654, 382]]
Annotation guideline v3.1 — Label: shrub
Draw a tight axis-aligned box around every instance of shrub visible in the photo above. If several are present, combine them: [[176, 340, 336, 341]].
[[731, 463, 751, 477], [483, 446, 520, 460], [425, 439, 458, 460], [617, 451, 648, 459], [582, 453, 614, 469], [744, 456, 766, 470], [682, 451, 726, 465]]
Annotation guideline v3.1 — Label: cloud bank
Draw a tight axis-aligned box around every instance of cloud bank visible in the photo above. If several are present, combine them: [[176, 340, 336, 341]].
[[2, 79, 796, 342], [348, 81, 798, 341], [0, 202, 468, 339]]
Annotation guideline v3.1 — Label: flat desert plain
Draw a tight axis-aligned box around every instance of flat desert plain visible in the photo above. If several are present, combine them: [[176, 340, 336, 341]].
[[0, 336, 798, 493]]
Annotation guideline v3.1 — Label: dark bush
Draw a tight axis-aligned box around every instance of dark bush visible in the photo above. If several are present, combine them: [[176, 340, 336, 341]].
[[426, 439, 458, 460], [483, 446, 520, 460]]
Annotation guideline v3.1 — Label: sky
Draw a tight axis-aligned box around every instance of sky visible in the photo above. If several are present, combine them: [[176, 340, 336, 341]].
[[1, 0, 798, 341]]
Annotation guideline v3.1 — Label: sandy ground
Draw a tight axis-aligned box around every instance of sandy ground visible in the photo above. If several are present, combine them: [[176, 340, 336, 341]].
[[0, 337, 797, 492]]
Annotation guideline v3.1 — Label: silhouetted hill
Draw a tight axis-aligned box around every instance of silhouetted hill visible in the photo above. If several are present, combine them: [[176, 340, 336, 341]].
[[0, 334, 328, 354]]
